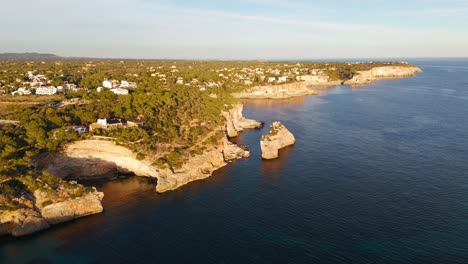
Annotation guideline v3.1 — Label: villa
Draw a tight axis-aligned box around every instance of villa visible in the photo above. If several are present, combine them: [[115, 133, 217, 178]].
[[35, 86, 57, 95]]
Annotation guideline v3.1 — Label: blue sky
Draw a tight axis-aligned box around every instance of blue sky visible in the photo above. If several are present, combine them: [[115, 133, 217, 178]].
[[1, 0, 467, 59]]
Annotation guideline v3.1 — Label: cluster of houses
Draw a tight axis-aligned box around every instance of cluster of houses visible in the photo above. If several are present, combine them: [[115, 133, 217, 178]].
[[214, 64, 328, 86], [8, 70, 87, 96], [97, 80, 137, 95]]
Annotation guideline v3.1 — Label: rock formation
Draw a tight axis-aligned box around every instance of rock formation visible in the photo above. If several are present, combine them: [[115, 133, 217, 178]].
[[37, 140, 159, 180], [232, 66, 421, 99], [222, 104, 263, 137], [260, 121, 295, 160], [39, 104, 261, 194], [343, 66, 422, 85], [0, 179, 103, 237], [232, 80, 341, 99]]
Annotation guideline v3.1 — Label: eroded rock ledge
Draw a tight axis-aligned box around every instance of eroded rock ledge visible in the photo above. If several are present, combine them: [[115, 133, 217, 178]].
[[223, 104, 263, 137], [0, 178, 103, 237], [260, 121, 296, 160]]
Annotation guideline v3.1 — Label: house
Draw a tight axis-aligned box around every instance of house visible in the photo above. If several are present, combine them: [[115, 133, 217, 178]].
[[89, 118, 141, 131], [278, 76, 288, 83], [268, 77, 276, 83], [176, 77, 184, 85], [66, 83, 77, 90], [11, 87, 32, 95], [103, 80, 113, 89], [35, 86, 57, 95], [90, 118, 123, 131], [110, 88, 129, 95], [66, 125, 87, 135], [120, 80, 137, 88]]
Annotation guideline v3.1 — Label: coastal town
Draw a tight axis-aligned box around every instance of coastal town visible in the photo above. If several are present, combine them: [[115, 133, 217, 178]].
[[0, 60, 413, 97]]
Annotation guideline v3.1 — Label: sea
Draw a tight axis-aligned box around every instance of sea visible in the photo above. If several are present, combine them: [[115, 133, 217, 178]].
[[1, 58, 468, 264]]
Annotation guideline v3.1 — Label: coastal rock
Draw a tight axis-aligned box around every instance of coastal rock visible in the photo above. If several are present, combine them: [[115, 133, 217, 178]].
[[156, 146, 227, 193], [0, 179, 104, 237], [260, 121, 295, 160], [37, 140, 159, 180], [38, 191, 104, 225], [223, 137, 250, 161], [232, 80, 342, 99], [223, 104, 263, 137], [343, 66, 422, 85], [0, 209, 50, 237]]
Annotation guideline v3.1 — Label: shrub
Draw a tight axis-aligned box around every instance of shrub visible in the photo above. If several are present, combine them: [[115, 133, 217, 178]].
[[136, 152, 145, 160]]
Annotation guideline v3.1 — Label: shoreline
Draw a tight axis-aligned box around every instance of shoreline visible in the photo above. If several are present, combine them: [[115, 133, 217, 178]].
[[233, 65, 422, 100], [1, 64, 422, 238]]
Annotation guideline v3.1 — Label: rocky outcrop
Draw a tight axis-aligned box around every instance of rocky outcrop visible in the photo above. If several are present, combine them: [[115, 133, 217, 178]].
[[343, 66, 422, 85], [36, 191, 104, 225], [223, 104, 263, 137], [37, 140, 159, 180], [233, 80, 341, 99], [0, 178, 104, 237], [260, 122, 295, 160], [0, 209, 50, 237], [156, 136, 250, 193]]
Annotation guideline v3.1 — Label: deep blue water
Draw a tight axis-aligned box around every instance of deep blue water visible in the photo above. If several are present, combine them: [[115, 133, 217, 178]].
[[1, 59, 468, 264]]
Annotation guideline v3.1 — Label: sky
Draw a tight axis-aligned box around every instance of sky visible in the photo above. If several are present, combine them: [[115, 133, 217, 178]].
[[1, 0, 467, 59]]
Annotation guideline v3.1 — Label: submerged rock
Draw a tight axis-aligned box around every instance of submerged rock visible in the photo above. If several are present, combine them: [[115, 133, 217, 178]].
[[260, 121, 295, 160]]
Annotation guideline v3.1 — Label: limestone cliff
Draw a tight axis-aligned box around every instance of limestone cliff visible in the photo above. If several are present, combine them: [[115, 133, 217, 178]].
[[222, 104, 263, 137], [233, 80, 340, 99], [233, 65, 421, 99], [260, 121, 295, 160], [343, 66, 422, 85], [39, 104, 260, 194], [37, 140, 159, 180], [0, 178, 103, 237]]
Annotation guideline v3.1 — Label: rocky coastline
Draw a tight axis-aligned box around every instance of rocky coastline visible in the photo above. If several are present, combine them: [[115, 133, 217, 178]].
[[36, 104, 261, 194], [0, 177, 103, 237], [233, 65, 421, 99]]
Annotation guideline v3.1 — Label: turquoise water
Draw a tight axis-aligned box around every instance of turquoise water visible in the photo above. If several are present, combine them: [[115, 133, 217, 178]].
[[1, 59, 468, 263]]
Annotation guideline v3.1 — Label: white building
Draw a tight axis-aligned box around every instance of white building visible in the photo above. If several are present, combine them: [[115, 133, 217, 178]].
[[176, 77, 184, 85], [110, 88, 129, 95], [97, 118, 107, 127], [103, 80, 113, 89], [35, 86, 57, 95], [120, 80, 137, 88], [268, 77, 276, 83], [278, 76, 288, 83], [11, 87, 32, 96]]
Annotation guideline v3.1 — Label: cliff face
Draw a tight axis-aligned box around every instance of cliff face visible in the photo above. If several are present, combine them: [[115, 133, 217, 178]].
[[343, 66, 422, 85], [38, 140, 159, 180], [0, 179, 103, 237], [156, 105, 258, 192], [222, 104, 263, 137], [232, 66, 421, 99], [260, 122, 295, 160], [233, 81, 340, 99], [39, 104, 260, 194]]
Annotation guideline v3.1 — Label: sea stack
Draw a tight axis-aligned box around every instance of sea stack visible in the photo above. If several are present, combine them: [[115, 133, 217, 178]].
[[260, 121, 295, 159]]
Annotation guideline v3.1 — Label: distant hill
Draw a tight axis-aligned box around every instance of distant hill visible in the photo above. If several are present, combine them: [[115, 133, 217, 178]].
[[0, 52, 60, 60]]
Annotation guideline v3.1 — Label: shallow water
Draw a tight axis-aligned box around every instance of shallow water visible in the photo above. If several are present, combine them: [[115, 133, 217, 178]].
[[1, 59, 468, 264]]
